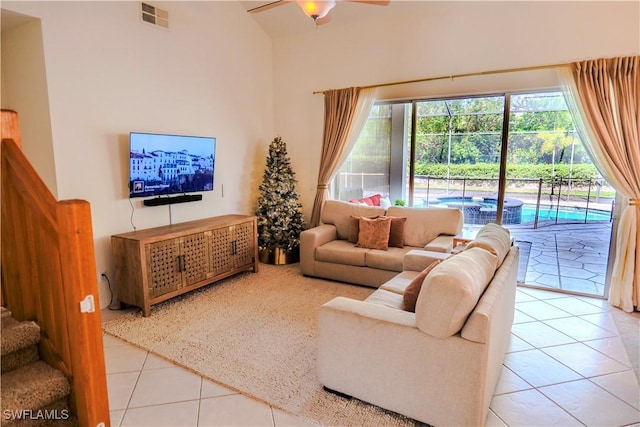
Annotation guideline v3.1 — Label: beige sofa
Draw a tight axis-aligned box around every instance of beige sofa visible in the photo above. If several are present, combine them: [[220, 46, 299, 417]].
[[317, 223, 519, 426], [300, 200, 464, 287]]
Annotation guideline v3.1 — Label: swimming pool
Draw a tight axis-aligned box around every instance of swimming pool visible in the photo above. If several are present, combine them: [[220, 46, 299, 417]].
[[435, 197, 523, 224], [433, 197, 611, 224], [521, 205, 611, 223]]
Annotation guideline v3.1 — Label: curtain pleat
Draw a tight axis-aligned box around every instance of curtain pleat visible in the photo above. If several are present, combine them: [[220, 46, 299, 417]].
[[309, 87, 377, 227], [559, 56, 640, 312]]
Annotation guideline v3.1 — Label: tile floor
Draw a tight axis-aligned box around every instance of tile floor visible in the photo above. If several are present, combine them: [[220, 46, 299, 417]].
[[103, 286, 640, 427]]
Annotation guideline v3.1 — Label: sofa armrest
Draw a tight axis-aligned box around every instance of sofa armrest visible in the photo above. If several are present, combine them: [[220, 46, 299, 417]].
[[424, 235, 455, 253], [403, 249, 450, 271], [318, 296, 488, 426], [320, 296, 417, 328], [318, 296, 420, 389], [300, 224, 337, 275]]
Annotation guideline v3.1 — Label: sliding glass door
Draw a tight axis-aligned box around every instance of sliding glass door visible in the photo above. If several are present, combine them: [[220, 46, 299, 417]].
[[505, 92, 614, 297], [334, 90, 614, 298]]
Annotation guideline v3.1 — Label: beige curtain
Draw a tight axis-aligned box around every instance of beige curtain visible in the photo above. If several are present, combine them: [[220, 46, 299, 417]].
[[559, 56, 640, 312], [309, 87, 377, 227]]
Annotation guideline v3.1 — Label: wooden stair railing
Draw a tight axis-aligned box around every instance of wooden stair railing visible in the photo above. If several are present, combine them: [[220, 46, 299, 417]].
[[1, 109, 110, 426]]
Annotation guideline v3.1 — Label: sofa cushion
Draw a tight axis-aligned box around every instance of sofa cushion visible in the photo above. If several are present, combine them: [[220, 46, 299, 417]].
[[385, 206, 463, 247], [357, 216, 392, 250], [415, 247, 498, 338], [387, 216, 407, 248], [316, 240, 367, 266], [403, 249, 451, 272], [364, 288, 405, 310], [321, 200, 385, 240], [365, 247, 413, 272], [379, 270, 420, 295], [466, 223, 512, 266], [402, 260, 441, 312]]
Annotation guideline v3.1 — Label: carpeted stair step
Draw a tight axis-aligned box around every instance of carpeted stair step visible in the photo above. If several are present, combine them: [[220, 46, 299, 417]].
[[1, 361, 71, 426], [1, 317, 40, 373]]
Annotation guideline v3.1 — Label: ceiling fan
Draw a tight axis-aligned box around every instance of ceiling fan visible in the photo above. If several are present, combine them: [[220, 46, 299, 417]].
[[247, 0, 390, 26]]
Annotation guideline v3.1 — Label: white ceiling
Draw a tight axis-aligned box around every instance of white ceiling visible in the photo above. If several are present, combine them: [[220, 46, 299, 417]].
[[239, 0, 401, 39], [1, 2, 412, 38]]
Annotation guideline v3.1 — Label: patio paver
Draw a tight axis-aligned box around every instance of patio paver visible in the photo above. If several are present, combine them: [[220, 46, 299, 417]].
[[507, 222, 612, 297]]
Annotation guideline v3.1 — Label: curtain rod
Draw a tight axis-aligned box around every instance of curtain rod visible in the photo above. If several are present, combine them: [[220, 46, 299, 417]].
[[312, 61, 573, 95]]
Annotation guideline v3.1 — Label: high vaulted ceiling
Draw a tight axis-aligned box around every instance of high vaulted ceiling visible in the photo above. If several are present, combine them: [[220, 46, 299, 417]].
[[239, 0, 411, 39]]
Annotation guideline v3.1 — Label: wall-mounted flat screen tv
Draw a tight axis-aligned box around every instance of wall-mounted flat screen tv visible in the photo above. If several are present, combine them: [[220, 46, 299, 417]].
[[129, 132, 215, 199]]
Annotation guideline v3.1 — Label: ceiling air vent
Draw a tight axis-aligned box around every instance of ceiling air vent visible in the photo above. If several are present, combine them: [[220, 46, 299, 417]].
[[140, 2, 169, 29]]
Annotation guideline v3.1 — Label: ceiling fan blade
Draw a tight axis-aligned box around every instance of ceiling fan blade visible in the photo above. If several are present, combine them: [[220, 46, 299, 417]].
[[346, 0, 390, 5], [315, 14, 332, 26], [246, 1, 287, 14]]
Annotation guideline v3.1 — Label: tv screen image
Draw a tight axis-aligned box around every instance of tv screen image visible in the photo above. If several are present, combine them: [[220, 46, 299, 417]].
[[129, 132, 215, 199]]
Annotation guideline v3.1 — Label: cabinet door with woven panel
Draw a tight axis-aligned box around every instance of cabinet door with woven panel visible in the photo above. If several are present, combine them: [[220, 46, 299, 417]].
[[208, 227, 233, 276], [145, 239, 182, 298], [180, 232, 209, 286], [232, 221, 255, 268]]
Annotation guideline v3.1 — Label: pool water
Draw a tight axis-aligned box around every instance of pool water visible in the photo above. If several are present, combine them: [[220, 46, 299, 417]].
[[432, 197, 611, 224], [521, 205, 611, 222]]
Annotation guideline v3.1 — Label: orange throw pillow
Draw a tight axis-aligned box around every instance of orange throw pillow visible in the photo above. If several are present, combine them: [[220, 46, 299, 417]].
[[403, 260, 442, 312], [387, 216, 407, 248], [357, 216, 392, 250], [348, 215, 380, 244], [348, 215, 360, 243]]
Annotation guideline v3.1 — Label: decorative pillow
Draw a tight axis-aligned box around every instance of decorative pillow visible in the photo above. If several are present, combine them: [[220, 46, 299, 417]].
[[356, 194, 382, 206], [357, 216, 392, 250], [367, 194, 382, 206], [387, 216, 407, 248], [360, 197, 375, 206], [380, 197, 392, 209], [348, 215, 379, 243], [321, 200, 385, 240], [402, 260, 441, 312], [348, 215, 360, 243]]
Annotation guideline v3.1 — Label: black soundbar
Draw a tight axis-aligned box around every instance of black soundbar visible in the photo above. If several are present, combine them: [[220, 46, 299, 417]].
[[143, 194, 203, 206]]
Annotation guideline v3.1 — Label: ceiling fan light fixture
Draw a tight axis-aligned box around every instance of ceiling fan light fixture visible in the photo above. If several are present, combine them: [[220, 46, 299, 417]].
[[296, 0, 336, 22]]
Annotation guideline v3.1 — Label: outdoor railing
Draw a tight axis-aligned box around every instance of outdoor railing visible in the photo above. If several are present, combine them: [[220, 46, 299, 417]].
[[335, 172, 615, 229]]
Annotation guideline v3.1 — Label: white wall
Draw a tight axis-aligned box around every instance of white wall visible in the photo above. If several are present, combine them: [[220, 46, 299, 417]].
[[2, 17, 58, 196], [2, 1, 274, 308], [272, 1, 640, 218]]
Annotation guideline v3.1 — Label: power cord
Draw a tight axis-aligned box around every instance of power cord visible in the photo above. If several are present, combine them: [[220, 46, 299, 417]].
[[129, 197, 137, 231], [101, 273, 122, 311]]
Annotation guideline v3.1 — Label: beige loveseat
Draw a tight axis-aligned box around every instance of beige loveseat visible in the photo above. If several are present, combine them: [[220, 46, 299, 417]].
[[317, 223, 519, 426], [300, 200, 463, 287]]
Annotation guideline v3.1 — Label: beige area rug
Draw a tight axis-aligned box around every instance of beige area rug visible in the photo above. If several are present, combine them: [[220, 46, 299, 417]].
[[103, 264, 418, 427]]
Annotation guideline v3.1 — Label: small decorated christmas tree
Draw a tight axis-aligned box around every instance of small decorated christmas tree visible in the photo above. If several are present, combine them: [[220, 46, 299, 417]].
[[255, 136, 306, 264]]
